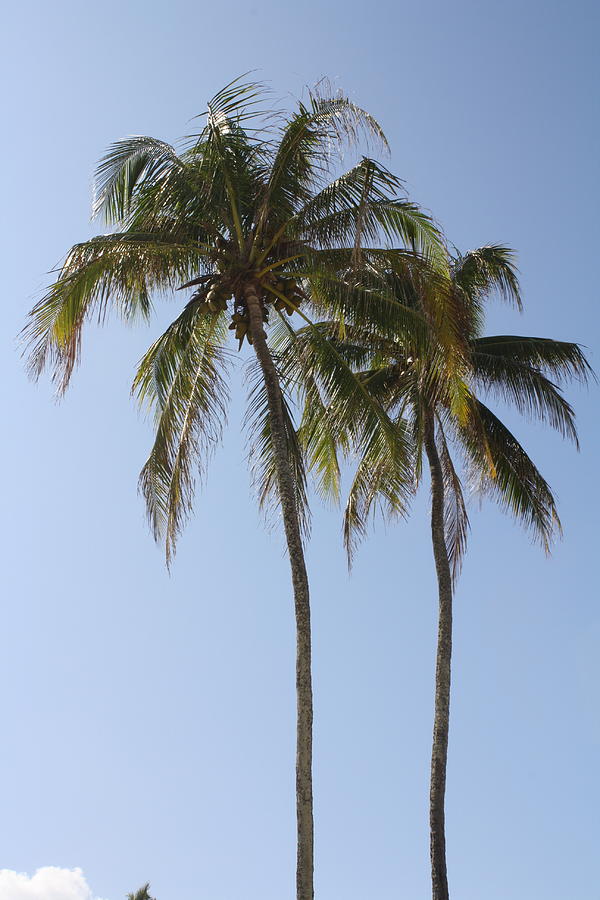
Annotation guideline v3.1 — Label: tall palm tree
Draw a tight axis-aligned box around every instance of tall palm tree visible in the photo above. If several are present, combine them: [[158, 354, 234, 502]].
[[282, 244, 591, 900], [23, 78, 443, 900]]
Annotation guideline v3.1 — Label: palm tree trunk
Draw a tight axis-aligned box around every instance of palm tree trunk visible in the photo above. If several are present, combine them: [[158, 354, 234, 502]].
[[245, 284, 314, 900], [423, 409, 453, 900]]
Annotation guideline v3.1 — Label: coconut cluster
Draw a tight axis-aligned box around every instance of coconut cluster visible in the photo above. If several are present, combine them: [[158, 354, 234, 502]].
[[191, 279, 233, 314], [262, 275, 304, 316], [188, 271, 305, 349]]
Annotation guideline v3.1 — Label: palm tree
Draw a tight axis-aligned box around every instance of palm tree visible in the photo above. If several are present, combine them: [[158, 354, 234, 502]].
[[282, 244, 591, 900], [127, 886, 155, 900], [23, 78, 444, 900]]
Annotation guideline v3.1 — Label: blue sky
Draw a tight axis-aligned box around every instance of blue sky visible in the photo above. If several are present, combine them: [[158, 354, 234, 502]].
[[2, 1, 598, 899]]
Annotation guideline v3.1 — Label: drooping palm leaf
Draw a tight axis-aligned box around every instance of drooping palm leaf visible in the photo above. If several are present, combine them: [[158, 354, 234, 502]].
[[24, 234, 207, 392], [471, 340, 581, 445], [93, 136, 187, 225], [245, 354, 310, 540], [133, 307, 231, 562], [342, 412, 415, 563], [472, 335, 592, 380], [435, 415, 469, 581], [456, 398, 561, 551]]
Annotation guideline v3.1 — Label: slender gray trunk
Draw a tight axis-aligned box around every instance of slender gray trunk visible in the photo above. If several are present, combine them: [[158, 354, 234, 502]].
[[245, 284, 314, 900], [423, 409, 453, 900]]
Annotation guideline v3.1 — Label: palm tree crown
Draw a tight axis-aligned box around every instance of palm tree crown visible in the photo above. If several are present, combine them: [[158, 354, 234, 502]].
[[24, 77, 442, 559], [289, 244, 590, 563]]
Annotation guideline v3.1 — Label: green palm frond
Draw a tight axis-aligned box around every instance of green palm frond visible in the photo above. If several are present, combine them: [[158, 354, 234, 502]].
[[452, 245, 522, 315], [23, 234, 206, 393], [286, 323, 401, 448], [245, 355, 310, 540], [270, 315, 343, 503], [298, 257, 472, 424], [294, 158, 443, 259], [287, 322, 415, 526], [200, 107, 261, 250], [295, 268, 432, 354], [472, 340, 581, 445], [303, 199, 441, 256], [294, 158, 401, 230], [261, 93, 389, 216], [343, 412, 415, 563], [93, 136, 186, 225], [472, 335, 593, 381], [191, 75, 270, 133], [133, 306, 231, 562], [457, 399, 561, 551]]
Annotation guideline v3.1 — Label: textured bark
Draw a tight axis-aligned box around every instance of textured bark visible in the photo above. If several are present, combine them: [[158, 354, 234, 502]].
[[245, 284, 314, 900], [423, 409, 453, 900]]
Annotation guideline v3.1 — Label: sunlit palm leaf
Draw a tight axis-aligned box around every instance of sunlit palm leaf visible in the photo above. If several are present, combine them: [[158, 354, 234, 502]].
[[93, 136, 186, 225], [134, 308, 231, 562], [24, 234, 206, 393], [270, 315, 343, 503], [343, 413, 415, 563]]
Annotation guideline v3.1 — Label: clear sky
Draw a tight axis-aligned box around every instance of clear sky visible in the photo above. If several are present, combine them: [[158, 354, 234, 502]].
[[2, 1, 598, 899]]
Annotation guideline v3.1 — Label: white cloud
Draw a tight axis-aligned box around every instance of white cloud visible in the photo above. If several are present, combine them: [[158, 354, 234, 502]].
[[0, 868, 103, 900]]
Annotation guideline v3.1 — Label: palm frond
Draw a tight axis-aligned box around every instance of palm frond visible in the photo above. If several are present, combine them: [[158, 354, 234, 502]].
[[343, 412, 415, 564], [294, 158, 401, 230], [472, 335, 593, 382], [93, 136, 185, 225], [293, 267, 431, 354], [452, 245, 522, 313], [23, 234, 206, 393], [294, 159, 443, 259], [267, 91, 389, 203], [133, 306, 231, 562], [191, 75, 270, 132], [245, 354, 310, 540], [198, 117, 256, 250], [288, 322, 415, 534], [457, 399, 561, 551], [188, 78, 273, 246], [435, 416, 469, 582], [270, 315, 343, 503], [471, 341, 581, 445]]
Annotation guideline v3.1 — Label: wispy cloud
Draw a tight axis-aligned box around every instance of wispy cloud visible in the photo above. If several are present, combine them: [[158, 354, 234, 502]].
[[0, 868, 104, 900]]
